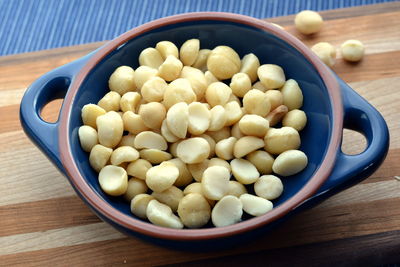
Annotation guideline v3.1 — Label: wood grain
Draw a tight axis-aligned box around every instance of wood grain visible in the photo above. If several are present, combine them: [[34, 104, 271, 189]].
[[172, 230, 400, 267], [0, 3, 399, 266], [0, 197, 99, 237]]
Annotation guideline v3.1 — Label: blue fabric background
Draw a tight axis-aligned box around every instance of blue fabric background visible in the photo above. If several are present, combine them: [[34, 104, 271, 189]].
[[0, 0, 397, 56]]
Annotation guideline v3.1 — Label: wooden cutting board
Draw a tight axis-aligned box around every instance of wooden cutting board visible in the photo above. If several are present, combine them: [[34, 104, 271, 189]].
[[1, 2, 400, 266]]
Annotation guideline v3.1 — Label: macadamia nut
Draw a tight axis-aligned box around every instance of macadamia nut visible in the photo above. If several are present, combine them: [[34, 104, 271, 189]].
[[240, 53, 260, 83], [246, 150, 274, 175], [89, 144, 113, 172], [96, 111, 123, 148], [254, 175, 283, 200], [264, 127, 301, 155], [98, 91, 121, 112], [201, 166, 230, 200], [209, 105, 227, 131], [215, 137, 237, 160], [108, 66, 136, 95], [98, 165, 128, 196], [158, 55, 183, 81], [169, 140, 181, 158], [230, 73, 252, 97], [146, 199, 183, 229], [311, 42, 336, 67], [131, 194, 154, 219], [124, 178, 148, 202], [120, 92, 141, 113], [206, 82, 232, 107], [183, 182, 202, 195], [182, 183, 214, 206], [192, 49, 211, 71], [178, 193, 211, 228], [282, 109, 307, 131], [252, 81, 267, 92], [227, 181, 248, 197], [295, 10, 323, 35], [341, 39, 364, 62], [177, 137, 210, 164], [134, 131, 167, 150], [110, 146, 139, 165], [257, 64, 286, 90], [163, 78, 196, 109], [224, 101, 244, 127], [180, 66, 207, 100], [188, 102, 211, 135], [280, 79, 303, 111], [78, 125, 98, 152], [266, 105, 289, 127], [187, 159, 209, 182], [134, 66, 158, 89], [208, 158, 231, 172], [126, 159, 152, 180], [180, 39, 200, 66], [139, 48, 164, 69], [152, 186, 183, 212], [206, 126, 231, 143], [234, 136, 265, 158], [141, 77, 167, 102], [156, 41, 179, 59], [146, 161, 179, 192], [122, 111, 149, 134], [161, 119, 179, 143], [240, 193, 273, 216], [197, 134, 216, 158], [138, 102, 166, 130], [211, 195, 243, 227], [243, 89, 271, 117], [265, 90, 283, 111], [272, 149, 308, 176], [207, 46, 241, 80], [81, 104, 106, 129], [118, 134, 135, 147], [168, 158, 193, 187], [166, 102, 189, 138], [238, 114, 269, 137], [231, 158, 260, 184], [140, 149, 172, 164]]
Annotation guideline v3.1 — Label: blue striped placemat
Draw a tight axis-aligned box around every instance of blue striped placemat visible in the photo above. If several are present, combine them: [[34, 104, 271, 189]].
[[0, 0, 397, 56]]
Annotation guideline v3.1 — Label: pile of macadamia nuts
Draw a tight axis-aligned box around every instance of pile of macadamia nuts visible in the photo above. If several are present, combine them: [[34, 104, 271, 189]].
[[79, 39, 309, 229], [291, 10, 365, 67]]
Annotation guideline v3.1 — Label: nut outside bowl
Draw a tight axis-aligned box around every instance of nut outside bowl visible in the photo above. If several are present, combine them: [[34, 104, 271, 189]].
[[20, 12, 389, 247]]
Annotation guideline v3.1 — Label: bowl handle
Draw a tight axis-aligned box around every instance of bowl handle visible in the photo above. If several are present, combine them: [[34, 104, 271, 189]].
[[20, 55, 92, 171], [304, 77, 390, 206]]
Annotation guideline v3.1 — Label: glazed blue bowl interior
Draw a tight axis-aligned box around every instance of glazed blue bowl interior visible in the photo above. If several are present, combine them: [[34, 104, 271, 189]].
[[69, 20, 332, 225]]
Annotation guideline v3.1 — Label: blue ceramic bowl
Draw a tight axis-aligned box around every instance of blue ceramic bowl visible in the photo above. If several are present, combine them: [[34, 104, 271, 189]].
[[20, 13, 389, 246]]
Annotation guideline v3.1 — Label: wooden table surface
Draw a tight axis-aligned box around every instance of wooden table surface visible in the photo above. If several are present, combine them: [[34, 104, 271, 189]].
[[1, 2, 400, 266]]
